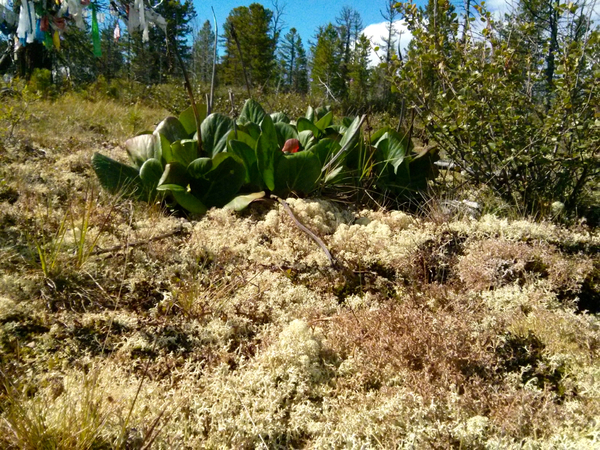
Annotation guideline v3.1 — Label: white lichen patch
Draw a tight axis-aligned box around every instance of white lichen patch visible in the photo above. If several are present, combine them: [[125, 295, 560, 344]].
[[331, 217, 433, 267], [449, 214, 600, 247], [218, 269, 338, 325], [478, 283, 555, 312], [0, 296, 17, 321], [452, 415, 490, 446], [284, 197, 355, 234], [190, 204, 333, 268], [175, 320, 333, 447]]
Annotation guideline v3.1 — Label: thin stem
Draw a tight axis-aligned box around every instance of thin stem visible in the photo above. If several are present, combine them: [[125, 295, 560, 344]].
[[169, 31, 202, 152]]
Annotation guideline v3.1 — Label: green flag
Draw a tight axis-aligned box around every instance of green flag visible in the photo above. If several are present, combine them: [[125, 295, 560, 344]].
[[92, 5, 101, 57]]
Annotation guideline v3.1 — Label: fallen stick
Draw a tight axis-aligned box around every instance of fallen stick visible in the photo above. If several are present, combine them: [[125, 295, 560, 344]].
[[274, 197, 354, 278], [91, 225, 188, 256]]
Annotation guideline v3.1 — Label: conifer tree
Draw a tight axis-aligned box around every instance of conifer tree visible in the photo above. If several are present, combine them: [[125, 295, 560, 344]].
[[1, 0, 194, 82], [98, 25, 126, 81], [221, 3, 276, 88], [309, 23, 343, 99], [381, 0, 399, 63], [335, 6, 363, 99], [192, 20, 215, 84], [129, 0, 196, 84], [347, 34, 371, 103], [277, 27, 308, 93]]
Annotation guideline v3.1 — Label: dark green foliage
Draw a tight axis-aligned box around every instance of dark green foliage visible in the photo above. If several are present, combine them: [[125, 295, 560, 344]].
[[277, 28, 309, 94], [188, 153, 246, 208], [92, 99, 438, 214], [91, 153, 146, 199], [256, 115, 280, 191], [393, 0, 599, 216], [275, 151, 321, 195], [201, 114, 234, 158], [221, 3, 276, 88], [310, 24, 344, 99], [129, 0, 196, 84]]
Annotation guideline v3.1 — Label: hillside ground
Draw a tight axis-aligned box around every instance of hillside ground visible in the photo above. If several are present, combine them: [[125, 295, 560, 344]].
[[0, 90, 599, 448]]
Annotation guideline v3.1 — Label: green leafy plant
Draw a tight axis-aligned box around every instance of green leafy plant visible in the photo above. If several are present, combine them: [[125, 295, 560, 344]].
[[391, 0, 599, 217], [92, 99, 438, 214]]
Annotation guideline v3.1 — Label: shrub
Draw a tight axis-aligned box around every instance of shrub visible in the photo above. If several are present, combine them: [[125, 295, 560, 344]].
[[391, 1, 600, 218]]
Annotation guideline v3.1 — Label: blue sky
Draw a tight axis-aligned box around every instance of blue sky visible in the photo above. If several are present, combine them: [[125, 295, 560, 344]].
[[190, 0, 423, 48], [190, 0, 600, 65]]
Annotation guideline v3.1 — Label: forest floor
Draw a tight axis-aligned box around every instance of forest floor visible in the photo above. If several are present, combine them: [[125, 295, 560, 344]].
[[0, 93, 599, 448]]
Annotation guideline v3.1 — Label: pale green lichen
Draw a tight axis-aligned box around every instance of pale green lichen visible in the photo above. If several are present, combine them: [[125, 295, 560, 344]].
[[0, 296, 17, 321]]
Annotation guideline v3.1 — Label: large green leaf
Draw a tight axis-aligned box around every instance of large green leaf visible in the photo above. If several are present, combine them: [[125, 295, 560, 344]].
[[315, 105, 331, 121], [154, 117, 189, 144], [195, 153, 246, 208], [275, 151, 321, 195], [187, 157, 213, 178], [376, 147, 439, 196], [298, 130, 316, 151], [236, 122, 261, 142], [339, 115, 362, 151], [125, 134, 161, 169], [228, 140, 258, 185], [238, 99, 267, 126], [158, 133, 173, 164], [402, 147, 439, 191], [172, 190, 208, 215], [139, 158, 164, 193], [375, 131, 410, 175], [91, 152, 144, 198], [274, 122, 299, 147], [156, 183, 186, 192], [310, 138, 339, 167], [305, 106, 315, 122], [341, 117, 354, 128], [297, 117, 321, 137], [370, 126, 393, 144], [170, 139, 199, 166], [227, 130, 256, 150], [201, 113, 234, 158], [224, 191, 266, 211], [270, 112, 290, 123], [179, 104, 207, 136], [158, 162, 189, 188], [315, 111, 333, 131], [323, 115, 363, 172], [256, 115, 280, 191]]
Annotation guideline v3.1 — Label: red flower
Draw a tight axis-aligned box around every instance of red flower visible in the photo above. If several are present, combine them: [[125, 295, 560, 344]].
[[282, 138, 301, 154]]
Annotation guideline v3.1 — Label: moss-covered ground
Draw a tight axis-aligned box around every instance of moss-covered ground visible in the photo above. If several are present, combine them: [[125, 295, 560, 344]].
[[0, 91, 599, 449]]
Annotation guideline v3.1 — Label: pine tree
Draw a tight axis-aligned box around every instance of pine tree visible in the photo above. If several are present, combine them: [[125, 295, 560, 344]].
[[335, 6, 363, 99], [347, 34, 371, 103], [98, 24, 126, 80], [128, 0, 196, 84], [192, 20, 215, 84], [309, 23, 343, 99], [1, 0, 195, 82], [380, 0, 399, 63], [277, 28, 308, 94], [57, 25, 97, 84], [221, 3, 276, 89]]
